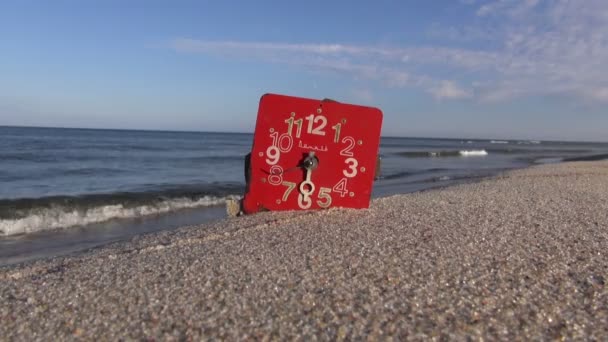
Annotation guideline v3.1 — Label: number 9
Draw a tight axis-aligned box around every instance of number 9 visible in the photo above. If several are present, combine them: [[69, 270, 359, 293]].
[[266, 145, 280, 165]]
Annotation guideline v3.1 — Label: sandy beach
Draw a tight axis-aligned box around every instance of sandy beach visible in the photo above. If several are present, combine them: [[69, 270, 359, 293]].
[[1, 161, 607, 340]]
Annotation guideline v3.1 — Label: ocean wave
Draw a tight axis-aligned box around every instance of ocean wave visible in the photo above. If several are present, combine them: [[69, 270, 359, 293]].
[[0, 182, 244, 236], [459, 150, 488, 157], [380, 168, 448, 180], [395, 148, 593, 158], [0, 194, 240, 237], [395, 150, 488, 158]]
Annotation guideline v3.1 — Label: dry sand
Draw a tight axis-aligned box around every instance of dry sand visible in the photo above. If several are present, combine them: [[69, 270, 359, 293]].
[[1, 161, 607, 340]]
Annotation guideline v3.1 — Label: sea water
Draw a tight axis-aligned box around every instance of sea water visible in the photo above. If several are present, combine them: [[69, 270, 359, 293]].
[[1, 126, 607, 265]]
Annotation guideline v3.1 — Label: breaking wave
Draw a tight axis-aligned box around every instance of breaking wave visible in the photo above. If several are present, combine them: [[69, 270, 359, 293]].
[[395, 150, 488, 158], [459, 150, 488, 157], [0, 184, 243, 237]]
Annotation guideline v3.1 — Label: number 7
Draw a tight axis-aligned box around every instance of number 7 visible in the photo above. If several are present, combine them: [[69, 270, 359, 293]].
[[281, 181, 296, 201]]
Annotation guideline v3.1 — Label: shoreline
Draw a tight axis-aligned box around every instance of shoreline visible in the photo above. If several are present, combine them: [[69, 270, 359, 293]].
[[2, 160, 608, 339], [0, 163, 515, 268], [0, 162, 510, 268], [2, 150, 606, 268]]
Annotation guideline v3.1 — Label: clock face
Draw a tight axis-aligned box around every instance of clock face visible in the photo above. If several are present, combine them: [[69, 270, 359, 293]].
[[242, 93, 383, 214]]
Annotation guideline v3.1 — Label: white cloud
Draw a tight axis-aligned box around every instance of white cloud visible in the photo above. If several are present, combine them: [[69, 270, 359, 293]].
[[431, 81, 473, 100], [427, 23, 499, 43], [476, 0, 539, 17], [170, 0, 608, 104], [590, 88, 608, 102], [351, 89, 374, 103]]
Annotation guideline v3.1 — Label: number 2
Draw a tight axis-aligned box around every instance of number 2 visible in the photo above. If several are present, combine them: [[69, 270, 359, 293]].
[[340, 136, 355, 156]]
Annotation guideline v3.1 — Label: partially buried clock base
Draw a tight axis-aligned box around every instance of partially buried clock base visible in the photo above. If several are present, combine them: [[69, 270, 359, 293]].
[[225, 153, 382, 217]]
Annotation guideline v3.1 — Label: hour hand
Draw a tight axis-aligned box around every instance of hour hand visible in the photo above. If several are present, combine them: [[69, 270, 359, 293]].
[[300, 152, 319, 171], [279, 152, 319, 174]]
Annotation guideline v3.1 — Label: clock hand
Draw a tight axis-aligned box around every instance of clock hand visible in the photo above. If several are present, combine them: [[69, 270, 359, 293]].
[[301, 151, 319, 170], [299, 152, 317, 196], [268, 151, 319, 175]]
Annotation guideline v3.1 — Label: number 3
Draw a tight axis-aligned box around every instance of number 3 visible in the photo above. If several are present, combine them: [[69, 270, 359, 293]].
[[343, 158, 358, 178]]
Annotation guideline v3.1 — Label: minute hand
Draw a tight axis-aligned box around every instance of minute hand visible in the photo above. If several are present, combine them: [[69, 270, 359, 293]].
[[299, 152, 317, 196], [299, 167, 315, 195]]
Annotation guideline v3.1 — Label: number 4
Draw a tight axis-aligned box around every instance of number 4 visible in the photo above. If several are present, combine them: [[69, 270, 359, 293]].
[[332, 178, 348, 197]]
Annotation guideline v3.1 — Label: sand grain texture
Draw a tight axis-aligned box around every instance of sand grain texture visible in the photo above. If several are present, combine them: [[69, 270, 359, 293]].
[[1, 161, 608, 340]]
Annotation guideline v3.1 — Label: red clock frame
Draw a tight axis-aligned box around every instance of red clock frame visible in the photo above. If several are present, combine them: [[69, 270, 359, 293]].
[[242, 93, 383, 214]]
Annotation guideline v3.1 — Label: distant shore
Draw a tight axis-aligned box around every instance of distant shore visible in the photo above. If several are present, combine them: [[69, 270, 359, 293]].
[[1, 160, 607, 339]]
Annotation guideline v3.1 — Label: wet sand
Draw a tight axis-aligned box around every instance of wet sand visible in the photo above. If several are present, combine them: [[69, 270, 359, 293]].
[[1, 161, 607, 340]]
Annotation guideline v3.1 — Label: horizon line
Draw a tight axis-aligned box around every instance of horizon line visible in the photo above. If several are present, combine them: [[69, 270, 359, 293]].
[[0, 124, 606, 144]]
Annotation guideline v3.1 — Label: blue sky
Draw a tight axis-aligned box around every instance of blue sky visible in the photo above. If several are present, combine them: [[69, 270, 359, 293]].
[[1, 0, 607, 141]]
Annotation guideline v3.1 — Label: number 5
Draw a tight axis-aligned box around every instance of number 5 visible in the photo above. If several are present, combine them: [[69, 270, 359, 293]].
[[317, 187, 332, 208]]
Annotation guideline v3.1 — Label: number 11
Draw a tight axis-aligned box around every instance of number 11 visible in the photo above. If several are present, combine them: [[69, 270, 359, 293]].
[[284, 117, 303, 138]]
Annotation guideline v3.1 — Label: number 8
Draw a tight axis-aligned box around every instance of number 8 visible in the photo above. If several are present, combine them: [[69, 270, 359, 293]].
[[268, 165, 283, 185]]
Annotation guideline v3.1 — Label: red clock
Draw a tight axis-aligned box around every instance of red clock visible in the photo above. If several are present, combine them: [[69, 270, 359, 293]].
[[241, 93, 383, 214]]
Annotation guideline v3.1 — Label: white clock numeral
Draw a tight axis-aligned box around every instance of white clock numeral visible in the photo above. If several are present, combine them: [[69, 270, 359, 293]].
[[270, 132, 294, 153], [331, 123, 341, 143], [265, 145, 280, 165], [343, 158, 358, 178], [285, 117, 304, 138], [281, 181, 296, 201], [333, 178, 349, 197], [298, 193, 312, 209], [305, 114, 327, 136], [316, 187, 332, 208], [340, 136, 356, 156], [268, 165, 283, 185]]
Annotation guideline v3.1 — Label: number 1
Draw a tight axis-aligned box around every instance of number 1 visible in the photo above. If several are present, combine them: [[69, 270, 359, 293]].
[[331, 123, 341, 143]]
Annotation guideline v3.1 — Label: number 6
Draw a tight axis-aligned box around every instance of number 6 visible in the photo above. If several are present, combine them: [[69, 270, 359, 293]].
[[298, 193, 312, 209]]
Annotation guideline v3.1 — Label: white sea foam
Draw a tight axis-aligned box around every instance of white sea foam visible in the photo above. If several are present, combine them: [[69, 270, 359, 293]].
[[0, 195, 239, 237], [459, 150, 488, 157], [490, 140, 509, 144]]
